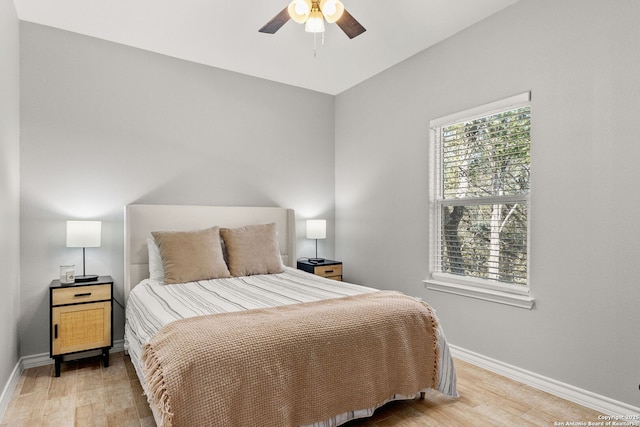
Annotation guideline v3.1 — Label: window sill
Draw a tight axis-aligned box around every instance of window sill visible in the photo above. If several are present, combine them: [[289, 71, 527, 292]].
[[423, 279, 535, 309]]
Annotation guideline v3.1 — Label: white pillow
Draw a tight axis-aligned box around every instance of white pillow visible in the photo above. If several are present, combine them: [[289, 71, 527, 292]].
[[147, 237, 165, 282]]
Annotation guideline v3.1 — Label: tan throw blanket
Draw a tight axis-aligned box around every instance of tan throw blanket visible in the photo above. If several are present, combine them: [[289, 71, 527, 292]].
[[142, 290, 439, 427]]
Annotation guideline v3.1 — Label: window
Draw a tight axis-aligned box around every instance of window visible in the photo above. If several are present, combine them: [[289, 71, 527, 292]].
[[426, 92, 534, 309]]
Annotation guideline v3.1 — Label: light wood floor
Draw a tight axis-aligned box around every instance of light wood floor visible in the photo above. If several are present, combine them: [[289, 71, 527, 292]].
[[1, 352, 604, 426]]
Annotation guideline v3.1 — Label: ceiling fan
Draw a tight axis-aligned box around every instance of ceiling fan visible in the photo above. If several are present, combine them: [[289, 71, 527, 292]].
[[259, 0, 366, 39]]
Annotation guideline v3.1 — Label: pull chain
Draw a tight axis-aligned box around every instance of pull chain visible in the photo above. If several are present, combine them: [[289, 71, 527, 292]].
[[313, 31, 326, 59]]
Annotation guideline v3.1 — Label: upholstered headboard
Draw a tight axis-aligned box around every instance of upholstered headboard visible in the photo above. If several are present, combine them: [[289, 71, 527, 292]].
[[124, 204, 296, 301]]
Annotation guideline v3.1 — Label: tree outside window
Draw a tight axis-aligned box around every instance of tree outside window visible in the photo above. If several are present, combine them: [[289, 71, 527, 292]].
[[432, 97, 530, 289]]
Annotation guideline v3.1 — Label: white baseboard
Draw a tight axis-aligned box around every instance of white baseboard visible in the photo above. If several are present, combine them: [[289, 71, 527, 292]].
[[22, 340, 125, 369], [0, 359, 22, 422], [0, 340, 125, 421], [450, 345, 640, 420]]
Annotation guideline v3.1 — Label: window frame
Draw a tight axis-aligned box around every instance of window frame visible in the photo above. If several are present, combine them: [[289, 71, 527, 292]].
[[424, 92, 535, 309]]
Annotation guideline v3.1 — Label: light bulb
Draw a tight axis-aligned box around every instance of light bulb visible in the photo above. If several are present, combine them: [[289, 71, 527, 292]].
[[295, 0, 310, 15], [320, 0, 336, 15], [304, 9, 325, 33], [288, 0, 311, 24], [320, 0, 344, 23]]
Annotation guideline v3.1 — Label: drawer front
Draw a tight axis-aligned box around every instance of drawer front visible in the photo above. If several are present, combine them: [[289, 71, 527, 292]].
[[314, 264, 342, 278], [52, 284, 111, 306]]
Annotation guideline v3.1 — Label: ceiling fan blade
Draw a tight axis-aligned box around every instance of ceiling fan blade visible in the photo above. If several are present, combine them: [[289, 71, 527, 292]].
[[259, 7, 291, 34], [336, 9, 366, 39]]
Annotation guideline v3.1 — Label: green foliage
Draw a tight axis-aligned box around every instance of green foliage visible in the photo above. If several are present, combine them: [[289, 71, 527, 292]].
[[439, 107, 530, 286]]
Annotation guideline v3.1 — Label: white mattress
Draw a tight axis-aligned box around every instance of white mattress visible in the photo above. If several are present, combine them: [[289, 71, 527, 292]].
[[125, 267, 458, 426]]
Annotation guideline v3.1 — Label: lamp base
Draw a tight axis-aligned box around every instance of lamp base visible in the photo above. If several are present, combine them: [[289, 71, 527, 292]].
[[75, 274, 99, 283], [308, 258, 325, 264]]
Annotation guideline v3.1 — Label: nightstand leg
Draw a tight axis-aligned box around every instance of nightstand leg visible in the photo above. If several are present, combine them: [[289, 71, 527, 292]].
[[54, 357, 61, 377], [102, 348, 110, 368]]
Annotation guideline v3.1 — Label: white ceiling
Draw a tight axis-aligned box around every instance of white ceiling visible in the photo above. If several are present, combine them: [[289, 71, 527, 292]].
[[13, 0, 520, 95]]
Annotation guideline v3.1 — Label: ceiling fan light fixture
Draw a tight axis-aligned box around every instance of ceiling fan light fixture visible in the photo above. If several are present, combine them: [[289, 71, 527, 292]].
[[320, 0, 344, 23], [259, 0, 365, 39], [288, 0, 311, 24], [305, 9, 325, 33]]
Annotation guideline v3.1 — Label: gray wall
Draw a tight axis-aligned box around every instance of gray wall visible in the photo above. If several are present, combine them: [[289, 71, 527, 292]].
[[335, 0, 640, 408], [19, 22, 336, 356], [0, 0, 21, 395]]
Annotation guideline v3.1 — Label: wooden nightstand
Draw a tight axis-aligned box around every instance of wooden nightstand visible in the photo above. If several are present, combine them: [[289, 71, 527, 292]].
[[49, 276, 113, 377], [297, 259, 343, 281]]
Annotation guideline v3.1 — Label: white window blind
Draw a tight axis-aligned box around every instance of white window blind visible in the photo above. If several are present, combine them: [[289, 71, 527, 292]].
[[431, 93, 531, 289]]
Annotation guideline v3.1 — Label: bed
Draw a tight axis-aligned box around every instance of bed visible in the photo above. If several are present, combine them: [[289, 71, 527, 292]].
[[124, 204, 457, 427]]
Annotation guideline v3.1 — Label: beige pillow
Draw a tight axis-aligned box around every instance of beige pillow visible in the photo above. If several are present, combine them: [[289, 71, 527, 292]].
[[152, 227, 230, 284], [220, 223, 284, 277]]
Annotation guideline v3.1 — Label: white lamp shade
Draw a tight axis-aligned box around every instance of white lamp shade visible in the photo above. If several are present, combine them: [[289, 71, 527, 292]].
[[66, 221, 102, 248], [306, 219, 326, 239]]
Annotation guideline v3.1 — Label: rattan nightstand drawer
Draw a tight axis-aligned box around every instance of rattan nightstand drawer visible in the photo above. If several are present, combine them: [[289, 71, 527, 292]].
[[297, 260, 343, 281], [314, 264, 342, 278], [52, 284, 111, 306]]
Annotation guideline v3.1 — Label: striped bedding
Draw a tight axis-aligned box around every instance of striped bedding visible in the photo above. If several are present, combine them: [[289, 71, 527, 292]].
[[124, 267, 458, 426]]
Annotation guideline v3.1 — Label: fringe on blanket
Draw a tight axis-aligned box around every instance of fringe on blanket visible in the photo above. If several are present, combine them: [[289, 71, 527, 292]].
[[142, 345, 174, 427], [421, 300, 441, 388]]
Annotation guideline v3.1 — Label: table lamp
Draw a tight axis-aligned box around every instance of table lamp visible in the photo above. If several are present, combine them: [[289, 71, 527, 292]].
[[66, 220, 101, 282], [306, 219, 326, 263]]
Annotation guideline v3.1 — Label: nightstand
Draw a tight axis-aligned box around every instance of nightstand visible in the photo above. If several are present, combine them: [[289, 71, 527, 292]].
[[297, 259, 343, 281], [49, 276, 113, 377]]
